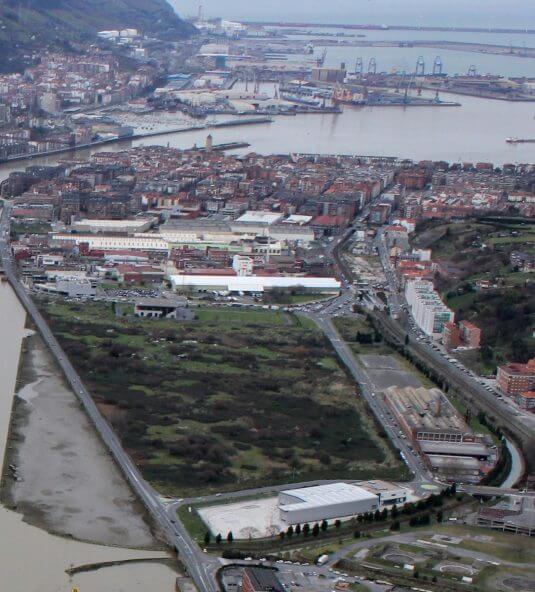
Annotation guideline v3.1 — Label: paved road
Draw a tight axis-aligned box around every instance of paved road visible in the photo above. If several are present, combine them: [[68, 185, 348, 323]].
[[311, 312, 436, 492], [333, 224, 529, 491], [0, 203, 219, 592]]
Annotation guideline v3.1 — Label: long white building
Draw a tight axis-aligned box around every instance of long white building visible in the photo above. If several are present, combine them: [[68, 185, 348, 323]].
[[278, 483, 378, 525], [405, 279, 454, 337], [169, 273, 341, 294]]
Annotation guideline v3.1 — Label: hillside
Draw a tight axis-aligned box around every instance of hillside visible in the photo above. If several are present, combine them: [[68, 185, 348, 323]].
[[0, 0, 195, 70]]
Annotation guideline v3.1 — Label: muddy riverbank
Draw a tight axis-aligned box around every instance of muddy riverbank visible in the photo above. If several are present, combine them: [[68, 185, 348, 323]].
[[1, 329, 159, 548]]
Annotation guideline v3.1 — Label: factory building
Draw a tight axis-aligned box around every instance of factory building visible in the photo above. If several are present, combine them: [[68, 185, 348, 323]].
[[383, 385, 475, 443], [358, 480, 409, 506], [383, 385, 494, 482], [134, 297, 193, 320], [242, 568, 285, 592], [278, 483, 378, 525], [169, 273, 341, 295], [71, 218, 155, 234]]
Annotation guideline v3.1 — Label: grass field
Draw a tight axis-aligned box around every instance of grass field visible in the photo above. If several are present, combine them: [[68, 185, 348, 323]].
[[40, 299, 405, 496]]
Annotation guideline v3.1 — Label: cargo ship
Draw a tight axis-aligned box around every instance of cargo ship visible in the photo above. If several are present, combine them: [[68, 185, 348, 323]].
[[506, 137, 535, 143], [280, 92, 322, 107], [332, 88, 366, 106]]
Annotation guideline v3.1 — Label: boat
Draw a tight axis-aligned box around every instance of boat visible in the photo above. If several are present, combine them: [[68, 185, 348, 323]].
[[280, 93, 321, 107], [506, 137, 535, 143]]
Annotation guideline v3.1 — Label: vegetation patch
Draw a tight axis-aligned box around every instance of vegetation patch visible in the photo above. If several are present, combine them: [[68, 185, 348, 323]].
[[415, 219, 535, 372], [39, 299, 404, 495]]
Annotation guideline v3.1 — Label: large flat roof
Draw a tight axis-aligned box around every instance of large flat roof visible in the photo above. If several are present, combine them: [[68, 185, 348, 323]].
[[419, 441, 490, 457], [169, 274, 340, 293], [279, 483, 377, 512], [236, 211, 283, 225]]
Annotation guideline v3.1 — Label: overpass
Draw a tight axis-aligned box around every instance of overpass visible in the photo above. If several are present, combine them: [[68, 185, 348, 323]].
[[460, 484, 532, 497]]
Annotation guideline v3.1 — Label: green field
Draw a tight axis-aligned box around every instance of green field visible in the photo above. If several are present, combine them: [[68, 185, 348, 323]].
[[40, 299, 404, 495]]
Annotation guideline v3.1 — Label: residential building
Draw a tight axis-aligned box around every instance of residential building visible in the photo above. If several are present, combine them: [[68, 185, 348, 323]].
[[443, 321, 461, 350], [515, 391, 535, 412], [405, 279, 455, 337], [497, 359, 535, 396], [459, 320, 481, 348]]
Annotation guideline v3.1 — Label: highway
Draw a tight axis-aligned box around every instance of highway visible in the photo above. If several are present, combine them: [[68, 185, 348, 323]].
[[0, 203, 219, 592]]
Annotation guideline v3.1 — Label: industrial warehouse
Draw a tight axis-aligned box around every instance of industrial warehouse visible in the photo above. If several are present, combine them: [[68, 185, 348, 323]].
[[168, 273, 341, 294], [198, 481, 411, 539], [278, 483, 379, 525], [382, 386, 496, 481]]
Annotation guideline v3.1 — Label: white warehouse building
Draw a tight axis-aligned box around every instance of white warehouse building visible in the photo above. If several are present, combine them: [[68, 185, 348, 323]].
[[169, 273, 341, 294], [278, 483, 378, 525]]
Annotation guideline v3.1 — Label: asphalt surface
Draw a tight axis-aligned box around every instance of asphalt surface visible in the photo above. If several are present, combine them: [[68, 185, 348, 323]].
[[0, 203, 219, 592]]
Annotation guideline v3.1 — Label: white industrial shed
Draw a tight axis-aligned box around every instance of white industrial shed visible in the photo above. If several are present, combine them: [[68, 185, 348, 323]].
[[168, 274, 341, 294], [278, 483, 378, 525]]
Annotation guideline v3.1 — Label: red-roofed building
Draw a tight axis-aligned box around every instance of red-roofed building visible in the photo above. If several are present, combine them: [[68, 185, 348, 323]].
[[311, 215, 348, 237], [497, 359, 535, 396], [443, 322, 461, 350]]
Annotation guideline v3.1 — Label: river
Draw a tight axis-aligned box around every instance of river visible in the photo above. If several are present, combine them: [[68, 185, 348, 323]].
[[1, 92, 533, 176], [0, 281, 178, 592]]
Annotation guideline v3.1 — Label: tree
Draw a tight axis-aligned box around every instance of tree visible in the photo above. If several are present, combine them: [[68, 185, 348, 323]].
[[436, 510, 444, 523], [374, 509, 381, 522], [354, 530, 361, 538], [227, 531, 234, 543], [279, 531, 286, 540], [295, 524, 301, 535], [312, 523, 320, 537], [335, 519, 342, 529], [287, 525, 294, 538], [321, 519, 328, 532], [215, 533, 222, 544], [303, 523, 310, 536], [391, 504, 399, 519], [390, 520, 400, 531], [204, 532, 211, 545]]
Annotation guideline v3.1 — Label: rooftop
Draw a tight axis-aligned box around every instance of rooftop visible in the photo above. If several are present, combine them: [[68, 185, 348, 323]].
[[279, 483, 377, 511], [236, 211, 283, 225]]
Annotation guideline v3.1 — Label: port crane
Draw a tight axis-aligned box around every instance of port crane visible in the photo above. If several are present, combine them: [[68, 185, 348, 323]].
[[432, 56, 443, 75], [415, 56, 425, 76], [316, 48, 327, 67]]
